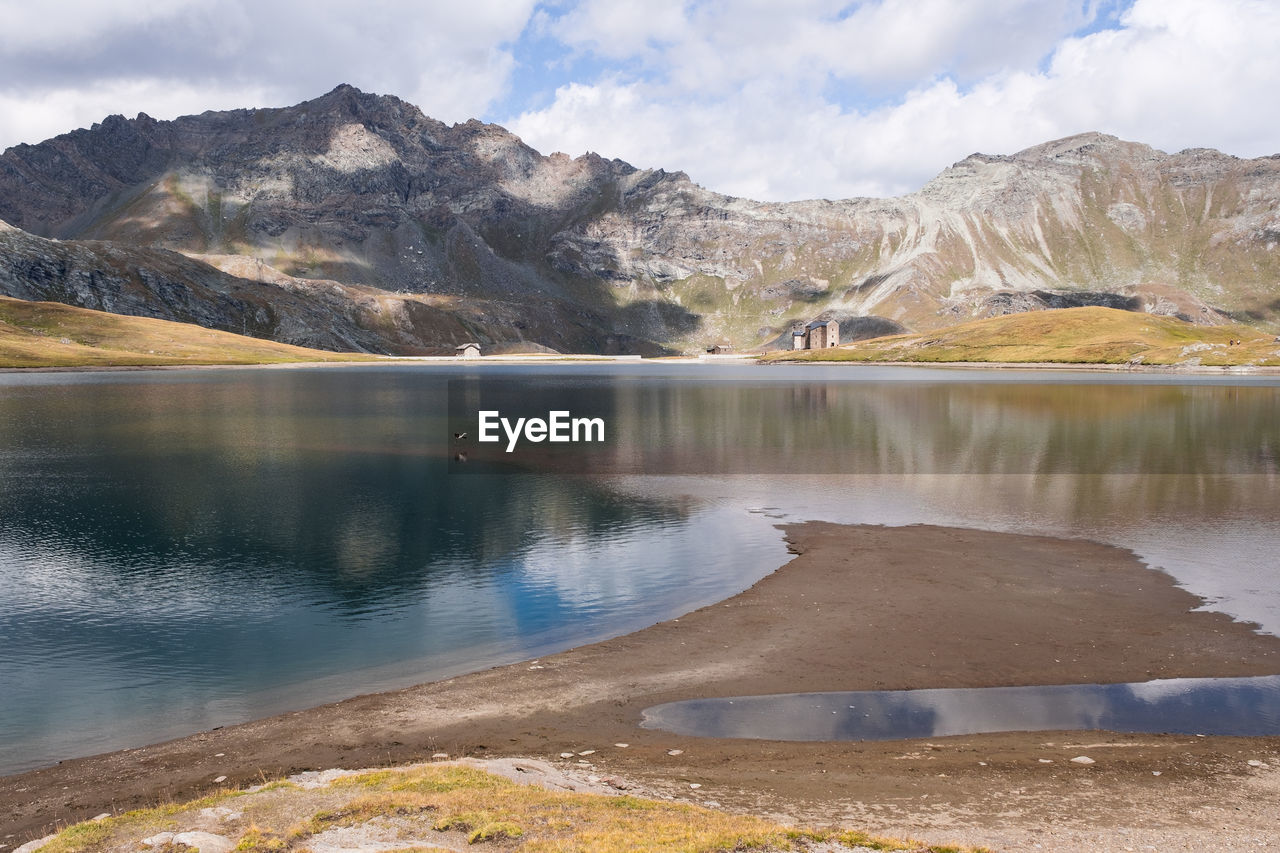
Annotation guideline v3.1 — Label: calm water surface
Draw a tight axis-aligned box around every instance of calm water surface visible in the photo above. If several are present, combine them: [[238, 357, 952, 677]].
[[640, 676, 1280, 740], [0, 364, 1277, 774]]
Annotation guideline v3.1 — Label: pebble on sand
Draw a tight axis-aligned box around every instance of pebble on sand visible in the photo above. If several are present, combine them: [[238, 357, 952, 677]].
[[1070, 756, 1095, 765]]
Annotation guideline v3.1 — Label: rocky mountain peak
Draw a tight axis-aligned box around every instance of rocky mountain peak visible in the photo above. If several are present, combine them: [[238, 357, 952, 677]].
[[304, 83, 415, 122], [1013, 131, 1131, 160]]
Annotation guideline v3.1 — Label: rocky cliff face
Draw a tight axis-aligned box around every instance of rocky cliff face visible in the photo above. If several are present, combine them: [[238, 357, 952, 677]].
[[2, 85, 1278, 354]]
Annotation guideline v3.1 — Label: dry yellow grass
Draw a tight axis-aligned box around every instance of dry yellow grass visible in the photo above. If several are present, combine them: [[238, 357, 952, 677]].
[[766, 307, 1280, 366], [0, 296, 379, 368], [29, 763, 982, 853]]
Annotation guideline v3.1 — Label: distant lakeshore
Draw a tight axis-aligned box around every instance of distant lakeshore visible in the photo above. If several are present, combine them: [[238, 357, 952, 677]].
[[5, 299, 1277, 371], [6, 356, 1280, 374]]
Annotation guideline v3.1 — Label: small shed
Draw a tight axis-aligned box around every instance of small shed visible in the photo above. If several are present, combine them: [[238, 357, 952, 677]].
[[455, 342, 481, 359], [792, 330, 807, 350], [706, 343, 733, 354]]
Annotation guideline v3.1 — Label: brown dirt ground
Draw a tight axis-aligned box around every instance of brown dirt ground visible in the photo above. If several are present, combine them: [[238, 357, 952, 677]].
[[5, 523, 1280, 851]]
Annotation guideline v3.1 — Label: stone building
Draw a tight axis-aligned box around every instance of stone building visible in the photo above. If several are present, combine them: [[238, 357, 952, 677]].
[[455, 342, 481, 359], [798, 319, 840, 349]]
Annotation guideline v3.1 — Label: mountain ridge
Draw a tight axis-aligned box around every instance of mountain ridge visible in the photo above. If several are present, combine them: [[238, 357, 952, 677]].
[[2, 85, 1277, 354]]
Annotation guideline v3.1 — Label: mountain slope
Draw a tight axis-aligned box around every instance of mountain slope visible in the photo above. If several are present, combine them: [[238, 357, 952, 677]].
[[2, 85, 1278, 353], [0, 295, 376, 367], [0, 219, 665, 355]]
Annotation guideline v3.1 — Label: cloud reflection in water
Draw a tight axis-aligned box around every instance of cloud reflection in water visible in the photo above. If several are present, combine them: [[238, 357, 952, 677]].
[[641, 676, 1280, 741]]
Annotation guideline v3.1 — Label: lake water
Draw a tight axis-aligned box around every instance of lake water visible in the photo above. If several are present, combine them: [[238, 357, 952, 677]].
[[1, 364, 1277, 774], [640, 676, 1280, 741]]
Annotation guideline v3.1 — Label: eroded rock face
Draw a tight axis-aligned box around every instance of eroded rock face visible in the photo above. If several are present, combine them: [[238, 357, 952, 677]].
[[2, 85, 1279, 353]]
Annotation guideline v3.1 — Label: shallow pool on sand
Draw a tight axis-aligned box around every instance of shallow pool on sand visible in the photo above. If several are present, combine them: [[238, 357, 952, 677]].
[[641, 675, 1280, 741]]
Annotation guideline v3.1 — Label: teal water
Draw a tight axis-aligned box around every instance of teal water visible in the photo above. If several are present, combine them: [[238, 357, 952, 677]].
[[1, 364, 1277, 774]]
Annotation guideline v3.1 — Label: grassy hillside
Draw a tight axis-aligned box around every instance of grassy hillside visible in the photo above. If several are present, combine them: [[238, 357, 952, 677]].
[[0, 296, 378, 368], [767, 307, 1280, 366]]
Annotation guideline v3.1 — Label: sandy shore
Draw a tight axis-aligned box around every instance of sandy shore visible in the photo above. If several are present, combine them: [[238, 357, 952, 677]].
[[5, 522, 1280, 850]]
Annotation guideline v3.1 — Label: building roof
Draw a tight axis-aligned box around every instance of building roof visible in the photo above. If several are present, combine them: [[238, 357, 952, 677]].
[[455, 342, 481, 350], [805, 319, 837, 329]]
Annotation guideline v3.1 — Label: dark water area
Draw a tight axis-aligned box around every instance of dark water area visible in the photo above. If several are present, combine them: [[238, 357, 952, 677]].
[[1, 363, 1277, 774], [639, 676, 1280, 741]]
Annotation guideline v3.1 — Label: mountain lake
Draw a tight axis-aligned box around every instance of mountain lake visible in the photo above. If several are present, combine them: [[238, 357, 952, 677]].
[[0, 363, 1277, 775]]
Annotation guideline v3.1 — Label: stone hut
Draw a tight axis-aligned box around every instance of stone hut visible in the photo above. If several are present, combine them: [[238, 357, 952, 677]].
[[455, 342, 481, 359], [802, 319, 840, 349], [706, 343, 733, 354], [792, 329, 807, 350]]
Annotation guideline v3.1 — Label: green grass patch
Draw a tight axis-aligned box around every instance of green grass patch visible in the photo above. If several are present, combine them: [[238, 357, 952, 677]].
[[27, 821, 112, 853], [232, 827, 287, 852], [468, 820, 523, 843]]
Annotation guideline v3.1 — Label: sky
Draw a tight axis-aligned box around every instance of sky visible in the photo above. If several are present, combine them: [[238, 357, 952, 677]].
[[1, 0, 1278, 201]]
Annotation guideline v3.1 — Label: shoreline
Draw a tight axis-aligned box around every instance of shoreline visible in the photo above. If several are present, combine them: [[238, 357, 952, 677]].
[[6, 355, 1280, 375], [6, 522, 1280, 849], [763, 357, 1280, 374]]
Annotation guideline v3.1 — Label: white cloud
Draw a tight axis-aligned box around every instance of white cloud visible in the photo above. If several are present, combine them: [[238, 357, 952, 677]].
[[1038, 0, 1280, 155], [511, 0, 1280, 201], [552, 0, 689, 60], [3, 0, 1279, 204], [548, 0, 1094, 93], [0, 79, 274, 148], [833, 0, 1095, 84], [0, 0, 536, 149], [0, 0, 208, 51]]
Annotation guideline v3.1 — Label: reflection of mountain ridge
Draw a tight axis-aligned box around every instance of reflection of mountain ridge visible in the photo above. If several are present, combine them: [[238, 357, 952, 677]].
[[0, 369, 721, 774], [454, 379, 1280, 477], [0, 372, 689, 610]]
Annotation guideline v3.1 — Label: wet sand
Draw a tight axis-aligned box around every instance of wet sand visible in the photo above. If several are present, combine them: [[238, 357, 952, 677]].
[[5, 522, 1280, 850]]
